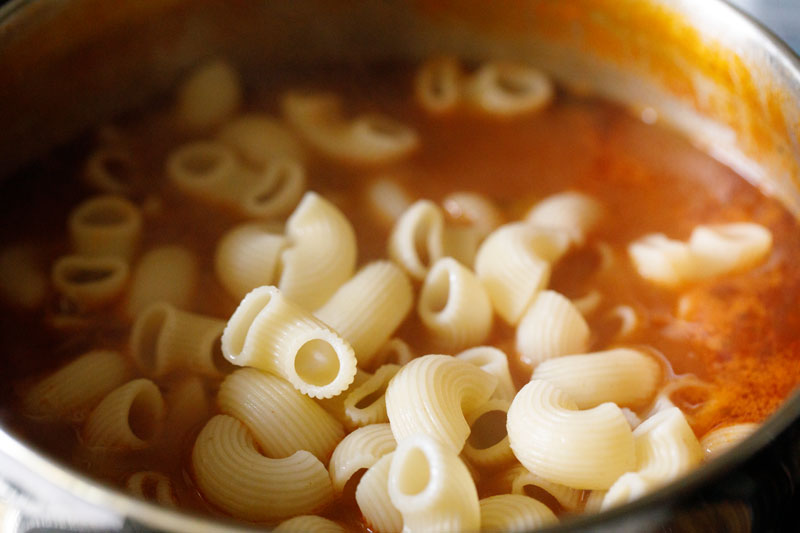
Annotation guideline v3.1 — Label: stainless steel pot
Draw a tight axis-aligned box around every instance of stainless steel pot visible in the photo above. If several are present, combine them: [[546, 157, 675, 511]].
[[1, 1, 799, 531]]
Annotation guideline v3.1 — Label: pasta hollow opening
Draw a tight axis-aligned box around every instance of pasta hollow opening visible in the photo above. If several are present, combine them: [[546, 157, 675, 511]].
[[211, 337, 233, 374], [424, 269, 451, 314], [129, 389, 162, 441], [354, 382, 389, 409], [413, 221, 434, 268], [522, 485, 563, 515], [295, 339, 341, 387], [136, 306, 168, 372], [467, 409, 507, 449], [396, 447, 431, 496], [64, 266, 115, 284]]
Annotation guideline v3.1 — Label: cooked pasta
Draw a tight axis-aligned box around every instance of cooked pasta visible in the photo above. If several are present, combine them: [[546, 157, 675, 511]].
[[464, 61, 553, 117], [606, 304, 639, 339], [688, 222, 772, 278], [634, 407, 703, 482], [525, 191, 604, 246], [217, 113, 304, 168], [343, 365, 400, 427], [600, 472, 659, 510], [274, 516, 346, 533], [68, 195, 142, 260], [218, 368, 344, 462], [329, 423, 396, 493], [507, 379, 636, 490], [516, 290, 590, 367], [627, 233, 697, 288], [0, 245, 46, 310], [356, 453, 403, 533], [192, 415, 334, 522], [126, 246, 198, 318], [504, 464, 584, 513], [418, 257, 493, 351], [125, 471, 178, 507], [455, 346, 516, 402], [388, 200, 446, 280], [51, 254, 129, 309], [316, 369, 372, 426], [175, 59, 242, 131], [166, 141, 243, 205], [479, 494, 558, 532], [700, 423, 759, 460], [239, 157, 306, 219], [162, 377, 211, 455], [462, 399, 515, 469], [365, 177, 413, 226], [83, 148, 137, 196], [414, 56, 462, 114], [367, 338, 415, 372], [385, 354, 497, 453], [571, 289, 603, 316], [221, 285, 357, 398], [442, 192, 502, 241]]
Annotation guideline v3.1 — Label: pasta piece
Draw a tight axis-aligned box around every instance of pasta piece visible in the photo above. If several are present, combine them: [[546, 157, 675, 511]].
[[282, 91, 418, 165], [68, 195, 142, 260], [388, 200, 446, 280], [316, 369, 372, 426], [628, 233, 695, 288], [51, 254, 129, 309], [388, 434, 480, 532], [525, 191, 604, 246], [130, 302, 230, 378], [0, 245, 46, 310], [175, 59, 242, 131], [83, 379, 166, 450], [356, 453, 403, 533], [442, 192, 502, 242], [329, 423, 396, 493], [418, 258, 493, 352], [239, 157, 306, 219], [504, 464, 583, 513], [366, 177, 413, 226], [126, 245, 198, 318], [279, 191, 357, 309], [634, 407, 703, 482], [600, 472, 659, 510], [166, 141, 244, 205], [385, 354, 497, 453], [192, 415, 334, 522], [700, 423, 759, 460], [644, 375, 714, 420], [507, 380, 636, 490], [571, 289, 603, 316], [83, 148, 137, 196], [316, 261, 413, 367], [217, 114, 304, 168], [462, 399, 515, 469], [606, 304, 639, 339], [343, 365, 400, 427], [531, 348, 662, 409], [464, 61, 553, 117], [221, 285, 357, 398], [214, 222, 289, 301], [582, 489, 606, 513], [456, 346, 516, 402], [217, 368, 344, 462], [125, 471, 178, 507], [516, 290, 590, 367], [479, 494, 558, 532], [688, 222, 772, 278], [475, 223, 570, 324], [163, 377, 211, 454], [414, 56, 462, 114], [23, 350, 131, 423], [274, 516, 346, 533], [368, 338, 415, 372]]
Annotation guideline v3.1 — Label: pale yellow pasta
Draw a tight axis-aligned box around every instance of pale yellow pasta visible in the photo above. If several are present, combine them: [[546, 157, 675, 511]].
[[130, 302, 229, 378], [0, 245, 46, 310], [192, 415, 334, 522], [83, 148, 137, 196], [504, 464, 583, 513], [23, 350, 131, 423], [125, 471, 178, 508], [239, 157, 307, 219], [83, 378, 166, 450], [418, 257, 493, 352], [365, 177, 413, 227], [507, 380, 636, 490], [282, 91, 418, 165], [214, 222, 289, 301], [441, 225, 483, 268], [464, 61, 553, 117], [217, 368, 343, 462], [571, 289, 603, 316], [633, 407, 703, 482], [525, 191, 604, 246], [628, 233, 696, 288], [368, 338, 415, 372], [126, 246, 198, 318], [329, 423, 396, 493], [279, 191, 357, 309], [316, 369, 372, 425], [221, 285, 357, 398], [600, 472, 659, 510], [516, 290, 590, 367], [606, 304, 639, 339], [622, 407, 643, 429], [217, 113, 304, 168], [385, 354, 497, 453], [163, 377, 211, 454], [582, 489, 607, 513], [688, 222, 772, 278], [274, 516, 346, 533], [388, 433, 480, 533], [414, 56, 462, 114], [316, 261, 413, 367], [344, 365, 401, 428], [388, 200, 446, 280], [175, 59, 242, 131], [51, 254, 129, 309], [462, 399, 515, 469], [644, 375, 714, 419], [356, 453, 403, 533], [166, 141, 244, 205], [442, 192, 502, 241], [531, 348, 662, 409], [68, 195, 142, 260], [701, 423, 759, 460], [456, 346, 516, 402], [479, 494, 558, 532]]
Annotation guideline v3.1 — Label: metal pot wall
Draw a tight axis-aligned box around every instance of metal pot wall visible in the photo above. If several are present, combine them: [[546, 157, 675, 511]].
[[0, 1, 799, 531]]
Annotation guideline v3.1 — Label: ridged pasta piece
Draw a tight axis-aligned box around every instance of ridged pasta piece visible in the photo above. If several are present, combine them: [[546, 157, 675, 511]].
[[531, 348, 662, 409], [83, 148, 137, 196], [475, 223, 570, 324], [163, 377, 211, 454], [217, 114, 304, 168], [700, 423, 759, 460], [166, 141, 245, 206], [23, 350, 131, 423], [600, 472, 659, 510], [516, 290, 590, 367], [688, 223, 772, 278], [69, 195, 142, 260], [192, 415, 334, 522], [130, 302, 230, 378], [274, 516, 346, 533], [51, 254, 129, 309], [217, 368, 344, 462], [456, 346, 516, 402], [366, 177, 413, 227], [507, 380, 636, 490], [633, 407, 703, 481], [282, 91, 418, 165], [125, 471, 178, 507], [214, 222, 289, 301], [175, 59, 242, 131], [126, 246, 198, 318], [317, 369, 372, 426], [388, 434, 480, 532], [83, 378, 166, 450], [368, 338, 415, 372], [239, 157, 306, 219], [464, 61, 553, 117], [344, 365, 401, 427], [418, 258, 493, 352], [503, 464, 584, 513], [0, 245, 46, 310], [525, 191, 604, 246], [279, 191, 357, 309], [479, 494, 558, 532], [388, 200, 446, 280], [462, 399, 515, 469], [385, 354, 497, 453], [221, 285, 357, 398], [316, 261, 413, 367], [356, 453, 403, 533], [414, 56, 462, 114], [442, 192, 502, 242], [628, 233, 695, 288], [329, 423, 397, 493]]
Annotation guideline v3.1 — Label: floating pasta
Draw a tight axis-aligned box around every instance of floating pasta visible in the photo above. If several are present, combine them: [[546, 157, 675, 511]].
[[83, 378, 166, 451], [464, 61, 553, 117], [479, 494, 558, 532], [0, 245, 46, 310], [516, 290, 590, 367], [125, 471, 178, 507], [126, 246, 198, 318], [442, 192, 502, 241], [456, 346, 516, 402], [83, 148, 138, 196], [525, 191, 604, 246], [175, 59, 242, 131], [418, 258, 493, 352], [507, 380, 636, 490], [367, 338, 415, 372], [388, 434, 480, 533], [130, 302, 229, 378], [462, 399, 514, 469], [68, 195, 142, 260], [217, 368, 344, 462], [688, 222, 772, 278], [329, 423, 396, 493], [274, 516, 346, 533], [192, 415, 334, 522], [356, 453, 403, 533], [51, 254, 129, 309], [239, 157, 307, 219], [221, 285, 357, 398], [365, 177, 413, 227], [503, 464, 584, 513], [315, 261, 413, 367], [627, 233, 697, 288], [316, 369, 372, 426], [700, 423, 759, 460], [217, 113, 304, 168], [388, 200, 445, 280], [166, 141, 246, 207], [343, 365, 401, 428], [385, 354, 497, 453], [531, 348, 662, 409], [414, 56, 462, 114], [600, 472, 659, 510], [634, 407, 703, 482]]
